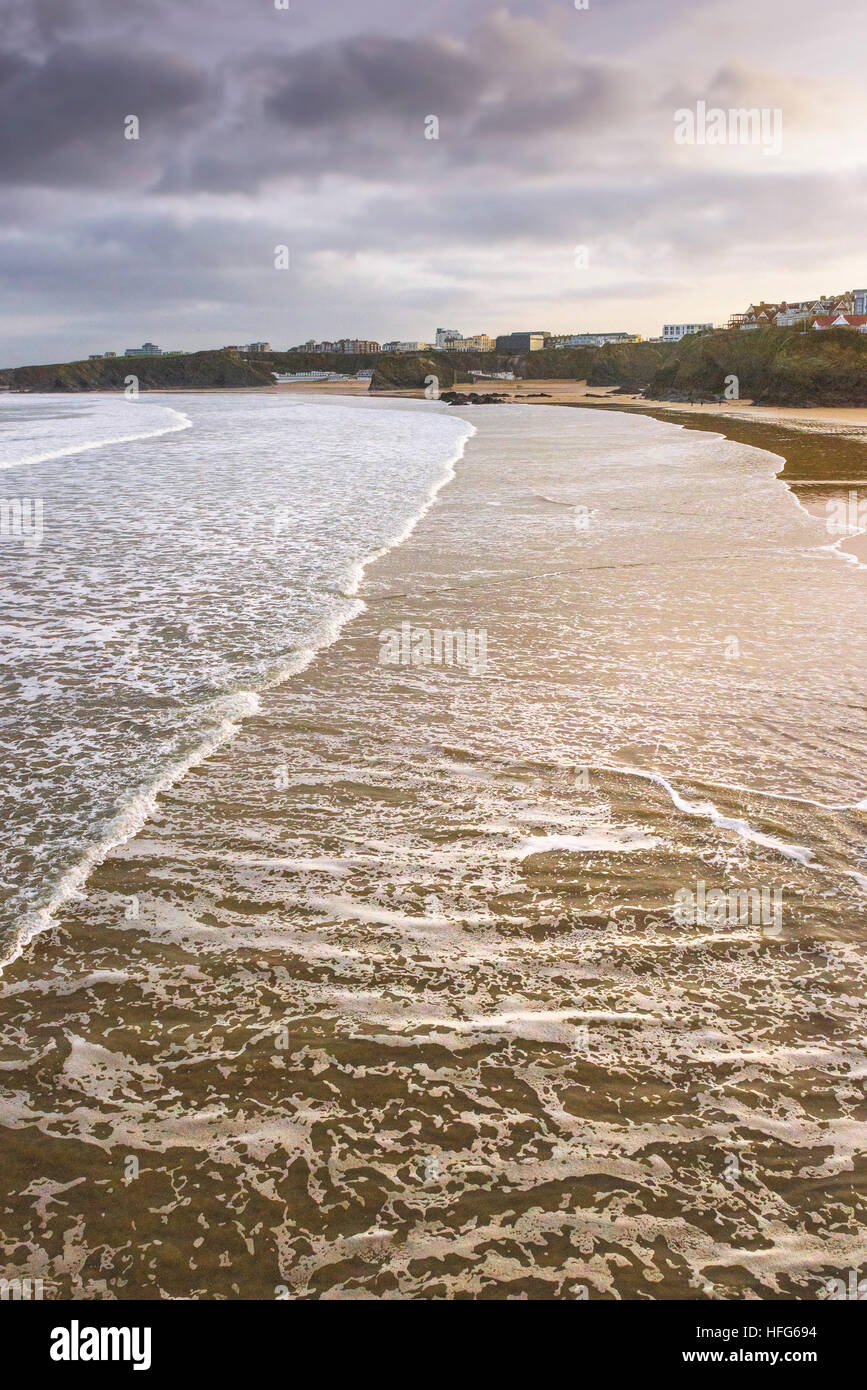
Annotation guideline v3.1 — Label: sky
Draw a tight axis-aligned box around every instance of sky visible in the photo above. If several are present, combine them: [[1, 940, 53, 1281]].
[[2, 0, 867, 364]]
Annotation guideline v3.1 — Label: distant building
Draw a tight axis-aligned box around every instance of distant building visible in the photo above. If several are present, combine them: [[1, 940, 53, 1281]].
[[246, 341, 271, 353], [435, 328, 463, 348], [495, 332, 546, 353], [773, 301, 813, 328], [557, 332, 640, 348], [733, 293, 859, 330], [124, 342, 161, 356], [303, 339, 380, 353], [664, 322, 711, 341], [381, 340, 431, 353], [443, 334, 495, 352], [811, 313, 867, 331], [737, 303, 780, 331]]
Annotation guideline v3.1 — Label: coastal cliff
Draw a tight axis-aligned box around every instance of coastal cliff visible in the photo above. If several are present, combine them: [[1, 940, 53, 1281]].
[[4, 328, 867, 407], [631, 327, 867, 406], [0, 350, 275, 392]]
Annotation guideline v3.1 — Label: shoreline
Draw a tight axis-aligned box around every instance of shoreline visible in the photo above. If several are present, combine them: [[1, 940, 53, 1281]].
[[366, 381, 867, 562], [11, 378, 867, 482], [1, 396, 866, 1299], [578, 401, 867, 566], [365, 381, 867, 481], [321, 380, 867, 563], [273, 374, 867, 486], [1, 398, 476, 971]]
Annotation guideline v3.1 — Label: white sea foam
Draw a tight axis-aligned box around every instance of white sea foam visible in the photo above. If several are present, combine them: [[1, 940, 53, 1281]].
[[5, 689, 261, 969], [0, 397, 192, 470], [648, 772, 815, 864], [515, 828, 660, 856], [580, 763, 816, 866], [0, 392, 475, 966]]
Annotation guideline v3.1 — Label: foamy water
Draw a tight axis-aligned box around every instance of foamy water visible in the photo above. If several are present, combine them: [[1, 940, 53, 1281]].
[[0, 392, 473, 955], [1, 399, 865, 1301]]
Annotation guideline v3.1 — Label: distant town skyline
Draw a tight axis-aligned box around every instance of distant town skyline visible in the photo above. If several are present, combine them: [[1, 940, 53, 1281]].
[[2, 0, 866, 366], [83, 292, 867, 368]]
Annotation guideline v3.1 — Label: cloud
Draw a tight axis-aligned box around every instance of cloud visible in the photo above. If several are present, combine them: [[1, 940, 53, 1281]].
[[265, 34, 483, 128], [0, 43, 211, 186], [0, 1, 865, 363]]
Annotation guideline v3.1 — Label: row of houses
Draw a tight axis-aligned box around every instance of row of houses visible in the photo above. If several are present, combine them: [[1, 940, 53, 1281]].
[[297, 338, 383, 354], [731, 291, 867, 331], [454, 329, 640, 351], [295, 328, 642, 355], [295, 332, 501, 353]]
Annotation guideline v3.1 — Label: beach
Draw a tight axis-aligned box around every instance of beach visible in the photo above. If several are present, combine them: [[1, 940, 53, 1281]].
[[366, 375, 867, 561], [1, 396, 866, 1301]]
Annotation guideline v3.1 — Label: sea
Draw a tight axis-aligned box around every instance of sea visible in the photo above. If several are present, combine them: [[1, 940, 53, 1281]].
[[0, 391, 473, 960], [0, 391, 865, 1299]]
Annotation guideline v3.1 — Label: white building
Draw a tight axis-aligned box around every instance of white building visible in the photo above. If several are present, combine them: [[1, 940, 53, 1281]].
[[662, 323, 713, 342], [435, 328, 463, 348], [560, 332, 640, 348]]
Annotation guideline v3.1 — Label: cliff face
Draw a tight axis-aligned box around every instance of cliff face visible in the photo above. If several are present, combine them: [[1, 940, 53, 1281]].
[[0, 350, 275, 392], [369, 355, 457, 391], [4, 330, 867, 406], [621, 328, 867, 406]]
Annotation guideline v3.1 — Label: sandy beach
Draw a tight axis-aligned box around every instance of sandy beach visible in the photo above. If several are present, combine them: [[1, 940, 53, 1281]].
[[363, 377, 867, 561], [365, 378, 867, 455], [1, 395, 865, 1301]]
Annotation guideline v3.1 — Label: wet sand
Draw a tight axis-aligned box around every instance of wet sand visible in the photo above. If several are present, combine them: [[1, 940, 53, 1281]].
[[579, 400, 867, 564], [1, 400, 866, 1301], [378, 379, 867, 562]]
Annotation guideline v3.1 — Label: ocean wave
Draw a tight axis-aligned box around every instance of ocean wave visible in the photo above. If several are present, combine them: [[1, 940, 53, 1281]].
[[1, 396, 476, 969], [0, 402, 192, 470]]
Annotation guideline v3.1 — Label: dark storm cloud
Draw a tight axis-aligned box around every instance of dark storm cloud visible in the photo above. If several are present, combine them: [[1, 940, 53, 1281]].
[[0, 43, 211, 185], [0, 9, 653, 195], [0, 0, 861, 364], [264, 34, 484, 128]]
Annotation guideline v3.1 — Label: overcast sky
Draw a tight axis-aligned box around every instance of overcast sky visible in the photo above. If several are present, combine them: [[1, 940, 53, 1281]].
[[3, 0, 866, 363]]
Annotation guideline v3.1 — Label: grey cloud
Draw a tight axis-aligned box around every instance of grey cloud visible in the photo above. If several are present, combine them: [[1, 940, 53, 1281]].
[[0, 43, 211, 185], [265, 35, 485, 128], [0, 0, 863, 365], [0, 11, 657, 196]]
